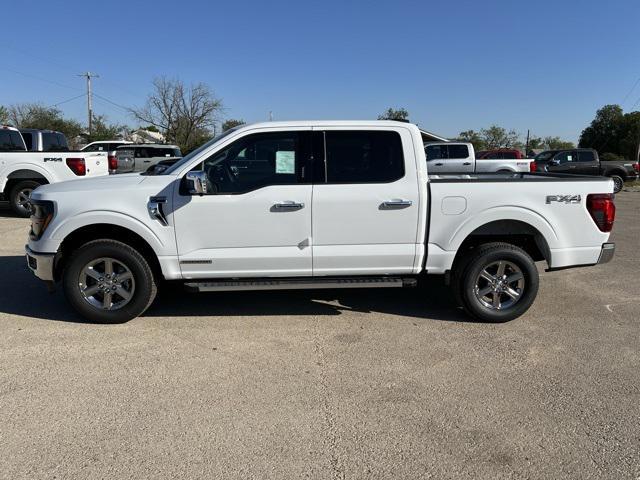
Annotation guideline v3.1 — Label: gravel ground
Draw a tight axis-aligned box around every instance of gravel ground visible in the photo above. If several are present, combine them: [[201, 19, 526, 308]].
[[0, 193, 638, 479]]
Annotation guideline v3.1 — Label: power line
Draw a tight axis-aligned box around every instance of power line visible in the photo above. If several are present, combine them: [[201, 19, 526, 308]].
[[51, 93, 86, 107], [92, 93, 131, 112], [621, 77, 640, 106], [0, 66, 81, 92]]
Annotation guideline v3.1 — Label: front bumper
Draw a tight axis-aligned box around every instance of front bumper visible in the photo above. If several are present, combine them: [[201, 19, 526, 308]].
[[597, 243, 615, 264], [25, 245, 55, 281]]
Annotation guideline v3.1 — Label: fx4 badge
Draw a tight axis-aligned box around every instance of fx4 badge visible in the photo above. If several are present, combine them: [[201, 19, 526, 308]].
[[43, 157, 62, 162], [546, 195, 581, 204]]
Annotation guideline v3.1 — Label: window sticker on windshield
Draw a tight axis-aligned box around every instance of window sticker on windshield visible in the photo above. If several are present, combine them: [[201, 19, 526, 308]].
[[275, 151, 295, 174]]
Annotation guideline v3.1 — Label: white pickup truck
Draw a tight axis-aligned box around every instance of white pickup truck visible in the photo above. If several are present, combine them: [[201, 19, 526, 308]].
[[0, 126, 108, 216], [25, 121, 616, 324], [425, 141, 532, 173]]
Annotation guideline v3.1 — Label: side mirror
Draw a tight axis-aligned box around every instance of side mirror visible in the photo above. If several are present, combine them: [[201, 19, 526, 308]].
[[549, 159, 560, 166], [186, 171, 208, 195]]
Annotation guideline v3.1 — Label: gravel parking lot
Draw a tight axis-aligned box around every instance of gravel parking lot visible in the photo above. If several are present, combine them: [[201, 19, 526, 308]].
[[0, 193, 638, 479]]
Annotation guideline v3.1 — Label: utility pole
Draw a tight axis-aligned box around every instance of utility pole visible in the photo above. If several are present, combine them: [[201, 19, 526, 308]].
[[78, 72, 99, 135], [525, 129, 530, 156]]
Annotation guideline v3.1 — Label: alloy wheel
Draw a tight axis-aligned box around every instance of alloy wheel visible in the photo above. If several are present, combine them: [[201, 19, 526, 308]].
[[78, 257, 135, 310], [474, 260, 525, 311]]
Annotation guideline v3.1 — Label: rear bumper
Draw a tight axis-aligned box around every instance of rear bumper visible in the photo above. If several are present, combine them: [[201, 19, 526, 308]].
[[25, 245, 55, 281], [597, 242, 615, 264]]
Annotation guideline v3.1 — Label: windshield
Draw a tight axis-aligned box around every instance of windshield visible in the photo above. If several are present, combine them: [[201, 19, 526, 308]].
[[161, 127, 241, 175], [535, 151, 556, 162]]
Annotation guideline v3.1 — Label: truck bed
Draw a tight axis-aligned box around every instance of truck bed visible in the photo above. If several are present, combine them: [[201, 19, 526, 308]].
[[428, 172, 612, 182]]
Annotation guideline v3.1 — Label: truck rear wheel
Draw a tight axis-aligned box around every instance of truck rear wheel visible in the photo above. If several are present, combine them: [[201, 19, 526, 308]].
[[609, 174, 624, 193], [62, 239, 157, 323], [9, 180, 40, 217], [452, 242, 539, 322]]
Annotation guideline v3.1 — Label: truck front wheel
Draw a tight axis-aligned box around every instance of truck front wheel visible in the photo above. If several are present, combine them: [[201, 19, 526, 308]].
[[452, 242, 539, 322], [62, 239, 157, 323]]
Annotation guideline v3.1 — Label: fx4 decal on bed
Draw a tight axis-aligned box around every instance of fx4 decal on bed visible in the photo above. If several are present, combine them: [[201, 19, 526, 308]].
[[546, 195, 581, 204]]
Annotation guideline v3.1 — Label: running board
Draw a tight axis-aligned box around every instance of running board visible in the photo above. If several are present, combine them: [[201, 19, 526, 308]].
[[184, 277, 417, 292]]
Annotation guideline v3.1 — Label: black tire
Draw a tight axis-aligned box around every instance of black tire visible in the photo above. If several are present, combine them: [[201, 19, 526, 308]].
[[9, 180, 40, 217], [452, 242, 539, 323], [62, 239, 157, 323], [609, 174, 624, 193]]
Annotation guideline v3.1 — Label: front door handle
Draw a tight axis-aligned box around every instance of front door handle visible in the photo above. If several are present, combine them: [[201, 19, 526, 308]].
[[463, 162, 472, 166], [273, 201, 304, 211], [435, 162, 443, 166], [382, 199, 413, 209]]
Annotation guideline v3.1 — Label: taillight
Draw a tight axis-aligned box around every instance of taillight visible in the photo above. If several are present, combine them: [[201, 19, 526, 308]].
[[586, 194, 615, 232], [66, 157, 86, 176], [634, 162, 639, 173], [529, 161, 537, 172], [108, 155, 118, 171]]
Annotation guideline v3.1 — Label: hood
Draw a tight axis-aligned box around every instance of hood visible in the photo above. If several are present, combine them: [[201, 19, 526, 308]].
[[32, 173, 146, 198]]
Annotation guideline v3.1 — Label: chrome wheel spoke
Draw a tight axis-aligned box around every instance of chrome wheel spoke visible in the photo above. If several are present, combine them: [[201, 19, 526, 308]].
[[102, 291, 113, 309], [496, 261, 506, 277], [82, 284, 101, 296], [84, 266, 102, 282], [505, 287, 521, 300], [478, 285, 493, 296], [506, 272, 523, 283], [115, 286, 131, 301], [479, 270, 494, 283], [492, 292, 502, 309], [78, 257, 135, 311]]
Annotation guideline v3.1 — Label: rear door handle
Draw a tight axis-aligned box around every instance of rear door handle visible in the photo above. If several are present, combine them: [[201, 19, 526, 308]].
[[435, 162, 443, 166], [382, 199, 413, 209], [273, 201, 304, 211]]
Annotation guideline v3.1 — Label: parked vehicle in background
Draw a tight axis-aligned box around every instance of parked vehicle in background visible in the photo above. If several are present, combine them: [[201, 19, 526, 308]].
[[425, 142, 531, 173], [534, 148, 639, 193], [0, 126, 28, 151], [0, 142, 108, 216], [115, 144, 181, 173], [81, 140, 132, 173], [26, 121, 615, 324], [476, 148, 527, 160], [19, 129, 69, 152]]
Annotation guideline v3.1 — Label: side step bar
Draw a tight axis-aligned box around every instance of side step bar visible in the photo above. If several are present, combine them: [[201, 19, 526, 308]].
[[184, 277, 418, 292]]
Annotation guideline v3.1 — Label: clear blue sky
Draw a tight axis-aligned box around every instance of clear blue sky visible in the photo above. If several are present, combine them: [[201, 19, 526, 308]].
[[2, 0, 639, 142]]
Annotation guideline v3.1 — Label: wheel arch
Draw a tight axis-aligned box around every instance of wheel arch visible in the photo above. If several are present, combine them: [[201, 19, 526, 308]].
[[450, 219, 552, 274], [2, 168, 51, 194], [54, 223, 164, 282]]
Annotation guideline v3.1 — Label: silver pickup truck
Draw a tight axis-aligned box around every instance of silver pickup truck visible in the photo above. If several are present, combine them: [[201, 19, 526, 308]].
[[425, 141, 532, 174]]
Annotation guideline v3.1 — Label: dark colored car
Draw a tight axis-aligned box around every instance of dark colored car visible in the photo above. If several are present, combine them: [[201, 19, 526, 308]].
[[534, 148, 639, 193]]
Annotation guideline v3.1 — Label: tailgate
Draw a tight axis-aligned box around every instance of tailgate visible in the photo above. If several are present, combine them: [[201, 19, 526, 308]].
[[82, 152, 109, 177]]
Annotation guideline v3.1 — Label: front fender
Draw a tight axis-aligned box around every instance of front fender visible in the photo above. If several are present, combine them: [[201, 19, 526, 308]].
[[43, 210, 167, 255]]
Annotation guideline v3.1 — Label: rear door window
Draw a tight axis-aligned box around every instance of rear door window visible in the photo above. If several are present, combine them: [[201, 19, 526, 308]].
[[324, 131, 404, 183], [578, 150, 596, 162], [447, 144, 469, 159], [42, 133, 69, 151]]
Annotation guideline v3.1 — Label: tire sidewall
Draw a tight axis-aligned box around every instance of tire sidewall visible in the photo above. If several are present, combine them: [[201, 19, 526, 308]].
[[63, 241, 154, 323], [10, 180, 39, 217], [461, 247, 539, 322]]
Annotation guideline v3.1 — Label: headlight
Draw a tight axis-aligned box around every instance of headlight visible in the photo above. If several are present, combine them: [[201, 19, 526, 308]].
[[29, 200, 55, 241]]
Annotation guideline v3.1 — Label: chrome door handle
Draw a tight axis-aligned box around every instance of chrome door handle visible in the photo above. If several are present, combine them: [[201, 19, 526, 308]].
[[273, 201, 304, 210], [382, 199, 412, 209]]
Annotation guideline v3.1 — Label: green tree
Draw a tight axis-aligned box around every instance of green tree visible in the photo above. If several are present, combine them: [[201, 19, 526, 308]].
[[456, 130, 487, 151], [222, 119, 245, 131], [543, 136, 575, 150], [578, 104, 624, 154], [8, 103, 83, 139], [378, 107, 409, 121], [479, 125, 521, 149], [85, 115, 127, 143]]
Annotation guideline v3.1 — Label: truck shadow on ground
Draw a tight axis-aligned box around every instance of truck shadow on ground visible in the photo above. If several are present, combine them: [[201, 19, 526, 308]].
[[0, 255, 471, 324]]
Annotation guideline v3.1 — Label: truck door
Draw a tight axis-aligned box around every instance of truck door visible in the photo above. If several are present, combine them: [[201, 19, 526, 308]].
[[547, 150, 578, 174], [171, 129, 314, 278], [425, 144, 473, 173], [311, 128, 420, 275], [577, 149, 600, 175]]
